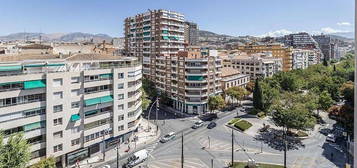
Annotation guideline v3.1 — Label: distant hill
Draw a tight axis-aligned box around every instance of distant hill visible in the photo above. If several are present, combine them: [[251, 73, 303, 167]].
[[329, 32, 354, 39], [0, 32, 113, 43]]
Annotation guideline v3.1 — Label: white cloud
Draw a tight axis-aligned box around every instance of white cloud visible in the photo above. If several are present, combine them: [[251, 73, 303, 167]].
[[259, 29, 293, 37], [337, 22, 351, 26], [320, 27, 348, 34]]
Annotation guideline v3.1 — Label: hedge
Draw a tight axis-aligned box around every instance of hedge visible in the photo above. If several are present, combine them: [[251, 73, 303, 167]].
[[234, 120, 253, 131]]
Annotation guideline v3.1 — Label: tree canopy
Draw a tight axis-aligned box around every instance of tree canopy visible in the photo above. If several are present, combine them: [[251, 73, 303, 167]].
[[208, 95, 225, 112], [0, 133, 31, 168]]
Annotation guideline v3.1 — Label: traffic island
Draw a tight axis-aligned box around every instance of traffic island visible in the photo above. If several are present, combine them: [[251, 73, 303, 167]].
[[232, 162, 284, 168], [226, 118, 253, 132]]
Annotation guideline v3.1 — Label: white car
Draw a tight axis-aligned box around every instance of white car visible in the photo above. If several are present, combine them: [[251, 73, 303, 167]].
[[192, 120, 204, 129], [160, 132, 176, 143], [326, 134, 336, 143], [102, 165, 111, 168]]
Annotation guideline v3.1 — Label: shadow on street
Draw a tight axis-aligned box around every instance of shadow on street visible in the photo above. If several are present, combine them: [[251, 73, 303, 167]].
[[254, 128, 305, 151]]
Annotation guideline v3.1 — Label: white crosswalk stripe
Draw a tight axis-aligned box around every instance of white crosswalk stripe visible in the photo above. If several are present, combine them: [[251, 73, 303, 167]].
[[148, 158, 208, 168], [145, 142, 159, 153]]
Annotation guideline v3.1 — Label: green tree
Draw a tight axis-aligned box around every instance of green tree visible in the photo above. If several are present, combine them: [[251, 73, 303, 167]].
[[253, 79, 263, 110], [30, 157, 56, 168], [159, 92, 172, 106], [271, 93, 316, 130], [323, 57, 329, 66], [340, 81, 354, 104], [141, 88, 151, 111], [245, 81, 255, 93], [261, 82, 280, 112], [208, 95, 225, 113], [318, 91, 334, 113], [0, 133, 31, 168], [142, 78, 157, 98]]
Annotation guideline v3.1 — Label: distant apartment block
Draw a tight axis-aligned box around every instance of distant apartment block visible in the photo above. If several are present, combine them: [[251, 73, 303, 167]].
[[292, 49, 310, 69], [236, 43, 292, 71], [184, 21, 199, 45], [223, 52, 283, 79], [277, 32, 319, 49], [220, 67, 250, 90], [312, 34, 336, 61], [0, 54, 142, 167]]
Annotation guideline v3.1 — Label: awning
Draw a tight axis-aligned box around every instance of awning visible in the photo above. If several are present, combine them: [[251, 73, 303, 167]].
[[46, 63, 65, 67], [84, 95, 113, 106], [100, 95, 113, 103], [23, 80, 46, 89], [0, 65, 22, 72], [187, 76, 204, 81], [99, 73, 113, 78], [70, 114, 81, 122], [23, 121, 43, 131], [24, 64, 46, 68], [84, 110, 98, 116], [162, 30, 168, 34], [162, 36, 169, 40], [0, 81, 23, 86]]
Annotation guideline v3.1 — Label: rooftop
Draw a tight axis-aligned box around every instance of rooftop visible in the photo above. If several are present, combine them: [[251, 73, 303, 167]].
[[0, 53, 125, 62], [221, 67, 241, 77]]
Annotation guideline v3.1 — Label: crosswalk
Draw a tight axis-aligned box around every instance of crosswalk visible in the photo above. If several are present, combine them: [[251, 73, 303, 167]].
[[145, 142, 159, 153], [148, 158, 208, 168]]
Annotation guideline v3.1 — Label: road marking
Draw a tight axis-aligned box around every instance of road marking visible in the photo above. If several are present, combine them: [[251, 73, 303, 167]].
[[148, 158, 208, 168]]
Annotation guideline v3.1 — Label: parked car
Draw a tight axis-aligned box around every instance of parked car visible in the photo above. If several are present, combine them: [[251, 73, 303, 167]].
[[160, 132, 176, 143], [207, 122, 217, 129], [326, 134, 336, 143], [192, 120, 204, 129], [123, 149, 148, 168], [101, 165, 111, 168], [200, 113, 218, 121]]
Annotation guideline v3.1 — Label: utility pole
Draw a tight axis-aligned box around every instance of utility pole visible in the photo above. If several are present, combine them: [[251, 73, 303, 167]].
[[116, 142, 120, 168], [283, 126, 287, 168], [156, 97, 159, 123], [231, 129, 234, 167], [181, 132, 184, 168], [211, 158, 214, 168], [208, 136, 211, 149]]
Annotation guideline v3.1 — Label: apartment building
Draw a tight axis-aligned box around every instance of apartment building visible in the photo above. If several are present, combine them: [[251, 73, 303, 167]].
[[277, 32, 319, 49], [173, 47, 222, 114], [312, 34, 336, 61], [0, 54, 142, 167], [236, 43, 292, 71], [184, 21, 199, 45], [220, 67, 250, 90], [223, 52, 283, 79], [292, 49, 310, 69], [124, 9, 185, 80]]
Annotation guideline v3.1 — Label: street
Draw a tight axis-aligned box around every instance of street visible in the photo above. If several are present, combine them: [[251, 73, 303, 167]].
[[102, 106, 347, 168]]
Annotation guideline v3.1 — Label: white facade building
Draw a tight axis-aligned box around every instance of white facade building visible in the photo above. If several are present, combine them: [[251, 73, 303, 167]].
[[0, 54, 142, 167], [292, 49, 309, 69]]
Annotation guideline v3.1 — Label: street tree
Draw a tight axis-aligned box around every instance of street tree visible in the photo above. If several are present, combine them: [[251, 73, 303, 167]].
[[245, 81, 255, 93], [318, 91, 334, 114], [30, 157, 56, 168], [0, 133, 31, 168], [208, 95, 225, 113], [339, 81, 354, 104], [142, 78, 157, 99], [141, 88, 151, 112], [253, 79, 263, 111], [261, 82, 280, 112]]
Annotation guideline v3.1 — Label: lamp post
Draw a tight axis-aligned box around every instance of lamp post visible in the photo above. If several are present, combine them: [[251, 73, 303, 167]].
[[147, 98, 159, 132], [208, 136, 211, 149], [116, 142, 120, 168]]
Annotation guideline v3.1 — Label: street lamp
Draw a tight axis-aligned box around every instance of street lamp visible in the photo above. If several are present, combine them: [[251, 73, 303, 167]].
[[208, 136, 211, 149], [147, 98, 159, 132], [115, 142, 121, 168]]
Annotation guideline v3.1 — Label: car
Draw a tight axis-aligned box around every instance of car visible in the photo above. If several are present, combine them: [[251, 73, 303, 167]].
[[326, 134, 336, 143], [319, 128, 330, 136], [207, 122, 217, 129], [101, 165, 111, 168], [123, 149, 148, 168], [192, 120, 204, 129], [160, 132, 176, 143], [200, 113, 218, 121]]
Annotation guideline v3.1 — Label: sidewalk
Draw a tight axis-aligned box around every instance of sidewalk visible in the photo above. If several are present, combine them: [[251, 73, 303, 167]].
[[77, 119, 160, 168]]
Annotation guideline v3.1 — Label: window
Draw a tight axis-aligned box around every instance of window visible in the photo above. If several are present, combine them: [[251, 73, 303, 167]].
[[118, 125, 124, 131], [118, 104, 124, 110], [53, 118, 63, 126], [71, 138, 80, 146], [117, 83, 124, 89], [53, 105, 63, 113], [71, 101, 80, 108], [71, 77, 80, 84], [71, 89, 80, 96], [118, 94, 124, 100], [53, 144, 63, 152], [53, 79, 63, 87], [118, 73, 124, 79], [53, 131, 63, 138], [118, 115, 124, 121], [71, 126, 80, 133], [53, 92, 63, 100]]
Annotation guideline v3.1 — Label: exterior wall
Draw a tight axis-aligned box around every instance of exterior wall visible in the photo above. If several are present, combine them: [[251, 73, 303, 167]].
[[221, 74, 250, 90], [237, 44, 292, 72], [0, 59, 142, 167], [292, 49, 309, 69]]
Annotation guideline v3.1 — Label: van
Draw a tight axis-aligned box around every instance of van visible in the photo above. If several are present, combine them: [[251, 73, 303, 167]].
[[124, 149, 148, 167]]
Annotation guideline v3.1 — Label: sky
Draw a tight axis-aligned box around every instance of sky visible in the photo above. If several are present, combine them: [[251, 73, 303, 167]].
[[0, 0, 354, 37]]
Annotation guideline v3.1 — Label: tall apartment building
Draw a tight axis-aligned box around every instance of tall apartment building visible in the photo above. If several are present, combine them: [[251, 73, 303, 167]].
[[0, 54, 142, 167], [223, 52, 283, 79], [184, 21, 199, 45], [292, 49, 310, 69], [236, 43, 292, 71], [312, 34, 336, 61], [124, 9, 185, 80], [277, 32, 319, 49], [175, 47, 222, 114]]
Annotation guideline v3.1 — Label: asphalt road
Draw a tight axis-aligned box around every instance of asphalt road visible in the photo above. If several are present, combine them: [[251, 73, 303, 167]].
[[100, 106, 347, 168]]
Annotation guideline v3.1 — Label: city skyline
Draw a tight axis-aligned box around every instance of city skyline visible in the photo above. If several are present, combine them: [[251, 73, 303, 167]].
[[0, 0, 354, 37]]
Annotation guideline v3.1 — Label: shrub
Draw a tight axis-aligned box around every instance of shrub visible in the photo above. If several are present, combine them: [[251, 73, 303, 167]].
[[234, 120, 253, 131], [248, 108, 261, 115], [257, 112, 266, 118], [296, 131, 308, 137], [228, 118, 240, 125]]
